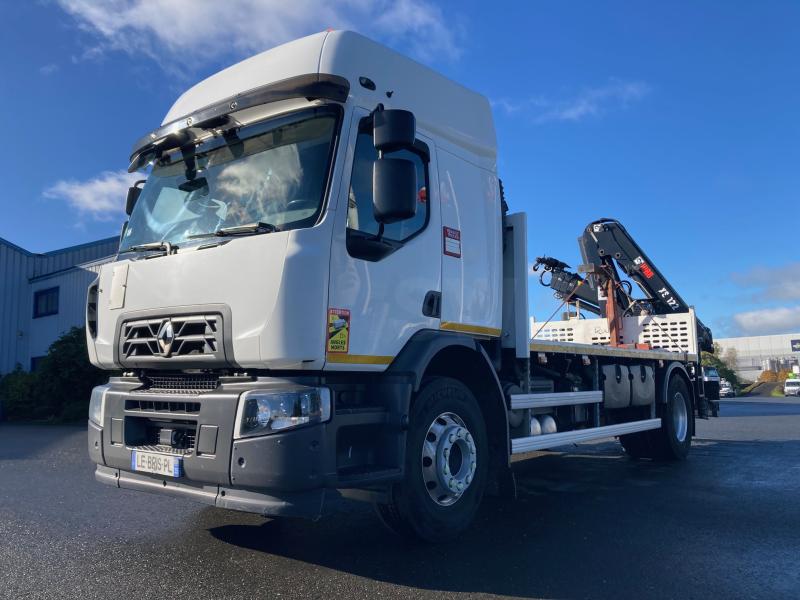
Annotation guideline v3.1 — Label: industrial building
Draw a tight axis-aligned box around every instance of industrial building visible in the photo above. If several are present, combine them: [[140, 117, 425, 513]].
[[715, 333, 800, 382], [0, 236, 117, 375]]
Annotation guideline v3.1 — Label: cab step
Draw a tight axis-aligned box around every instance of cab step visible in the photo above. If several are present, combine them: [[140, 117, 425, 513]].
[[511, 418, 661, 454]]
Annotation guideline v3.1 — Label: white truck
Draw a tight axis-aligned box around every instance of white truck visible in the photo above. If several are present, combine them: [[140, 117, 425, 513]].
[[87, 31, 709, 541]]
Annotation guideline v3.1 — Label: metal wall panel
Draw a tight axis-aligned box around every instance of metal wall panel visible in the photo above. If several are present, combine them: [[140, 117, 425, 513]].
[[0, 243, 33, 373], [1, 237, 117, 374], [716, 333, 800, 380], [28, 261, 109, 363]]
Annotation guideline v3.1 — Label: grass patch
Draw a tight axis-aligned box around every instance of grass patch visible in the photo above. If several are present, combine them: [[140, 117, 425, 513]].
[[740, 382, 760, 395]]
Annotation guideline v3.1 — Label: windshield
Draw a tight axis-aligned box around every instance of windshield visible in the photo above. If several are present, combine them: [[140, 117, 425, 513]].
[[705, 368, 719, 378], [786, 381, 800, 387], [121, 108, 339, 250]]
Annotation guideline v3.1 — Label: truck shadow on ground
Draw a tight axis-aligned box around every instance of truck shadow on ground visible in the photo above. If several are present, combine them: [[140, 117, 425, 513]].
[[209, 439, 800, 598]]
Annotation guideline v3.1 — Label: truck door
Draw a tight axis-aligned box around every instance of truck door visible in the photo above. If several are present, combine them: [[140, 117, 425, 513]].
[[326, 108, 441, 369]]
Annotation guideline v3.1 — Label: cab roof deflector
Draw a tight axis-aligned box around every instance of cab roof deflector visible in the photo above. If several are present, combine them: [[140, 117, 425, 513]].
[[128, 73, 350, 172]]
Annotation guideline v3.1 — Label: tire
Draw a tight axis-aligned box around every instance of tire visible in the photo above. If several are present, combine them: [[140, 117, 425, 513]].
[[374, 377, 489, 542], [651, 375, 693, 460], [619, 428, 652, 459], [620, 375, 693, 460]]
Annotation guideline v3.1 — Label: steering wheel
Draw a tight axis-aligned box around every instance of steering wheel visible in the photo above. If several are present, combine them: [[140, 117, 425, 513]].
[[186, 194, 223, 211]]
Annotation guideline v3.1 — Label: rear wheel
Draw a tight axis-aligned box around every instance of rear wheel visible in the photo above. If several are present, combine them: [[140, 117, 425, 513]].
[[620, 374, 692, 460], [374, 377, 488, 542], [652, 375, 693, 460]]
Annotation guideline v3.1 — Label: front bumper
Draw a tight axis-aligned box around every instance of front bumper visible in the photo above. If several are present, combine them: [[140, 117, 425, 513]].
[[88, 374, 411, 518], [94, 464, 335, 519]]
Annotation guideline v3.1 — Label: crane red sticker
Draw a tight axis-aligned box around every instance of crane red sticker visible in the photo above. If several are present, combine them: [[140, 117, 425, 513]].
[[327, 308, 350, 353], [443, 227, 461, 258]]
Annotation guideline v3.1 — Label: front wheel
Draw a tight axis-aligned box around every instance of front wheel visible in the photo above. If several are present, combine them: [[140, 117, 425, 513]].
[[374, 377, 488, 542]]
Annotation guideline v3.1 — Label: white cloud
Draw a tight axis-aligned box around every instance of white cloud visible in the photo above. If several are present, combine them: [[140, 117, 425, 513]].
[[732, 262, 800, 302], [370, 0, 462, 62], [39, 64, 59, 76], [44, 170, 140, 220], [732, 306, 800, 336], [54, 0, 462, 72], [493, 79, 651, 124]]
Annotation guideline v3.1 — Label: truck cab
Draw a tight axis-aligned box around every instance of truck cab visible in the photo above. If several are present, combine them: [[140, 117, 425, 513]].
[[88, 30, 703, 541], [88, 30, 503, 532]]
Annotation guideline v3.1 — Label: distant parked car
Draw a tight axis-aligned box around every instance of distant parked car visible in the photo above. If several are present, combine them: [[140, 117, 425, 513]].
[[784, 379, 800, 397], [720, 380, 735, 398]]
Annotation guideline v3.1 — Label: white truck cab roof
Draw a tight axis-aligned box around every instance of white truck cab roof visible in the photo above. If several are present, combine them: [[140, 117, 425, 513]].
[[163, 30, 497, 164]]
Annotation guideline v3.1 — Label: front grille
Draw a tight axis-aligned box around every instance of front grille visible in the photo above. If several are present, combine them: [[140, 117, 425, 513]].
[[119, 314, 223, 364], [133, 374, 220, 395], [128, 421, 197, 456], [126, 399, 201, 413], [87, 282, 98, 338], [132, 444, 193, 456]]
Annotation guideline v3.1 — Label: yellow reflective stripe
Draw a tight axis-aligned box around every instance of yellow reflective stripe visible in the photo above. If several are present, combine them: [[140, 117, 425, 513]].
[[326, 353, 394, 365], [440, 322, 502, 337]]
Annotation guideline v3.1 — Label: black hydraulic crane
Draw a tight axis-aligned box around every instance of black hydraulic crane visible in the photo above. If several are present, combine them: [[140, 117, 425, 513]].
[[533, 218, 714, 353]]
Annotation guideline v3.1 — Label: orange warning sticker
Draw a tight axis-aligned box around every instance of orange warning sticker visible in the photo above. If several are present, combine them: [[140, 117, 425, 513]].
[[327, 308, 350, 353]]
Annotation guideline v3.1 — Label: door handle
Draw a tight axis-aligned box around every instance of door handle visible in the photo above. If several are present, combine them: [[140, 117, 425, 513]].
[[422, 291, 441, 318]]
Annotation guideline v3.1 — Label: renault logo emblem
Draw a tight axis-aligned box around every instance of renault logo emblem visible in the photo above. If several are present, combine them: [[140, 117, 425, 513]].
[[157, 319, 175, 357]]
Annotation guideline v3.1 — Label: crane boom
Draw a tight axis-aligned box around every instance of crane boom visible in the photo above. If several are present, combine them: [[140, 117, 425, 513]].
[[534, 219, 713, 352]]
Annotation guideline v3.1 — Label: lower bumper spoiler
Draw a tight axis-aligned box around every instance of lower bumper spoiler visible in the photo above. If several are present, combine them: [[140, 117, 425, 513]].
[[95, 465, 335, 519]]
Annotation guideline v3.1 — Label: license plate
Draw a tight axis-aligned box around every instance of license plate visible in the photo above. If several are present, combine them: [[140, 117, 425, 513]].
[[131, 450, 182, 478]]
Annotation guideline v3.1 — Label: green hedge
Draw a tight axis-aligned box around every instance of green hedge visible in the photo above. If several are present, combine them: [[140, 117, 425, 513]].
[[0, 327, 109, 422]]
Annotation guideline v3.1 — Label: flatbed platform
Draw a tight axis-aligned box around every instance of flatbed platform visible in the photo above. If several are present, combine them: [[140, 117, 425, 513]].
[[529, 339, 698, 363]]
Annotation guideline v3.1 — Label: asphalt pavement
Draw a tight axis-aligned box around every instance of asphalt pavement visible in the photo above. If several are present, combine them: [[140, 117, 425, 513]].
[[1, 396, 798, 600]]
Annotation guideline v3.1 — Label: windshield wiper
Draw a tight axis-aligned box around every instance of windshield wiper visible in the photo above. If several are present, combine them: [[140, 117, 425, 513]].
[[120, 241, 176, 255], [188, 222, 281, 239]]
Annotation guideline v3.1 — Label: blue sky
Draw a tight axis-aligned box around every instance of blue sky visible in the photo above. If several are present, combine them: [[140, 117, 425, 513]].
[[1, 1, 798, 337]]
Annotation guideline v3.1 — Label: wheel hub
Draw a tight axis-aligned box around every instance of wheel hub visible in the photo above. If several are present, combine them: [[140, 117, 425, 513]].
[[673, 392, 688, 442], [421, 412, 477, 506]]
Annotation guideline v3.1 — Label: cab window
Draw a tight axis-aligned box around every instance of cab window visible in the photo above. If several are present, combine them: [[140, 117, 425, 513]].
[[346, 130, 429, 244]]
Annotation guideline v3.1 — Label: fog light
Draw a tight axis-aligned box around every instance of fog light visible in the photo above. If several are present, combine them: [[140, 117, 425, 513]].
[[234, 387, 331, 439]]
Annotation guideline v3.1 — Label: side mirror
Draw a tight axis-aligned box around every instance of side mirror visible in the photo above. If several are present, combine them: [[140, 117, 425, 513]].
[[374, 110, 415, 153], [125, 180, 146, 216], [373, 158, 417, 224]]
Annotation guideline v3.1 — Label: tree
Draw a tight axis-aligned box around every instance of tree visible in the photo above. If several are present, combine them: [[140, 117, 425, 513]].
[[722, 346, 738, 370], [758, 370, 778, 383], [0, 366, 37, 420], [702, 343, 740, 390], [0, 327, 108, 421]]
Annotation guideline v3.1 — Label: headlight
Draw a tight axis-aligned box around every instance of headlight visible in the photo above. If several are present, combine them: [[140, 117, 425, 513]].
[[234, 387, 331, 439], [89, 384, 110, 426]]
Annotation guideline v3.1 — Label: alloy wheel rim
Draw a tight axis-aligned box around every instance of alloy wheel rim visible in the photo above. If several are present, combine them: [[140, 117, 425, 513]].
[[673, 392, 688, 442], [421, 412, 477, 506]]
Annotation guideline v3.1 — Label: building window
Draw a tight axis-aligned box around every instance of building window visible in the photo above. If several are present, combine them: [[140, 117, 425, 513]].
[[30, 356, 46, 371], [33, 287, 59, 318]]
